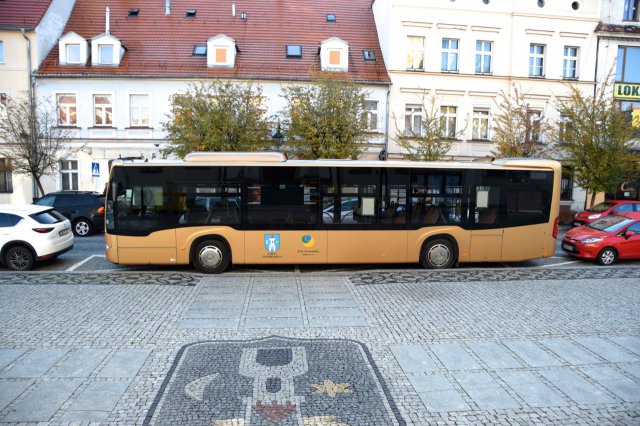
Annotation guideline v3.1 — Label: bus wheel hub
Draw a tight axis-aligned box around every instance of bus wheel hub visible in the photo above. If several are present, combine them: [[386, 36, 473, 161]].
[[428, 244, 450, 267], [199, 246, 223, 269]]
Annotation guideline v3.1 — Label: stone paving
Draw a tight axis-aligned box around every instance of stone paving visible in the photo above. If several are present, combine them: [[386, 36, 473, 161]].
[[0, 268, 638, 425]]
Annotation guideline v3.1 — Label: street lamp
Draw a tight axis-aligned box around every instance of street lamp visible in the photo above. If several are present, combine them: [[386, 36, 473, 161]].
[[272, 121, 284, 151]]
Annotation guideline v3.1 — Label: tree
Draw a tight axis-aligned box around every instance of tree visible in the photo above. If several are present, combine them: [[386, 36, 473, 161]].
[[280, 74, 370, 159], [0, 94, 77, 197], [492, 85, 550, 158], [394, 94, 464, 161], [163, 81, 272, 157], [552, 84, 637, 207]]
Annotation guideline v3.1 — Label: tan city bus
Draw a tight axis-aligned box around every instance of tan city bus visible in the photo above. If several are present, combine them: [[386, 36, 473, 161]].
[[104, 152, 560, 273]]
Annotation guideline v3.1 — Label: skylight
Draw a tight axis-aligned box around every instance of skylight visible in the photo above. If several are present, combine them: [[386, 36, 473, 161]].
[[186, 9, 197, 18], [128, 8, 139, 17], [286, 45, 302, 57], [193, 45, 207, 56], [326, 14, 336, 22], [363, 50, 375, 61]]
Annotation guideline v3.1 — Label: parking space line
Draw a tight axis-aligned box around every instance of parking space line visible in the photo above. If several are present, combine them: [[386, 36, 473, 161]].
[[540, 260, 582, 268], [66, 255, 106, 272]]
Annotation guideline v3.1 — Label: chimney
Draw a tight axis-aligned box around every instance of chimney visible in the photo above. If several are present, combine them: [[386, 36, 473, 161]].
[[165, 0, 171, 15], [105, 7, 110, 34]]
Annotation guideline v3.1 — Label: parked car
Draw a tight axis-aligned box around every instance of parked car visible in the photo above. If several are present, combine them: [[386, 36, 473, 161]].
[[572, 200, 640, 227], [0, 204, 73, 271], [34, 191, 105, 236], [562, 214, 640, 265]]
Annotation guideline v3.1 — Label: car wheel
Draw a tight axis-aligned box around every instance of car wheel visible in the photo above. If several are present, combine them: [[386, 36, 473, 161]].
[[597, 247, 618, 266], [5, 245, 35, 271], [73, 218, 93, 237], [420, 238, 456, 269], [193, 240, 230, 273]]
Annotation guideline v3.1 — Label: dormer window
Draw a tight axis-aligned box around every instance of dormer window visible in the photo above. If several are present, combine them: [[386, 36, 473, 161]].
[[98, 44, 114, 65], [59, 32, 88, 65], [207, 34, 236, 68], [320, 37, 348, 72], [66, 44, 81, 64]]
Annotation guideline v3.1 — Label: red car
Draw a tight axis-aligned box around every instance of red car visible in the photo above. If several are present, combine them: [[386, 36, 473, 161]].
[[572, 200, 640, 227], [562, 214, 640, 265]]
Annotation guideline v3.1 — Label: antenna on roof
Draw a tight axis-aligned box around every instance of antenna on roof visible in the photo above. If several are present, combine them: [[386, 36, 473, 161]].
[[105, 7, 110, 34], [232, 2, 236, 17]]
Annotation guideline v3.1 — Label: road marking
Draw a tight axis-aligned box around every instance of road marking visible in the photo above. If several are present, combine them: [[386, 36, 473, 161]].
[[540, 260, 582, 267], [66, 254, 106, 271]]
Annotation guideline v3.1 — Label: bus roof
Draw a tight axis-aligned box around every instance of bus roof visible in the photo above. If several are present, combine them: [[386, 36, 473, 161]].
[[110, 152, 561, 172]]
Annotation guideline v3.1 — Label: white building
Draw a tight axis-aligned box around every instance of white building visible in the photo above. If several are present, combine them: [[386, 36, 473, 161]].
[[372, 0, 602, 210], [34, 0, 390, 196]]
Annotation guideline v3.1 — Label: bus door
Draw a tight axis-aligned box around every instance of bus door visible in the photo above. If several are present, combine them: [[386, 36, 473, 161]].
[[469, 172, 505, 262]]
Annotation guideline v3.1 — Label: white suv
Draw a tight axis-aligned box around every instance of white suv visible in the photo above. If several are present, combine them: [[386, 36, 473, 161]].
[[0, 204, 74, 271]]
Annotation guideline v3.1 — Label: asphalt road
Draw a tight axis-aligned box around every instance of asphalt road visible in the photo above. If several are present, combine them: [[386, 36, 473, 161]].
[[19, 227, 640, 273]]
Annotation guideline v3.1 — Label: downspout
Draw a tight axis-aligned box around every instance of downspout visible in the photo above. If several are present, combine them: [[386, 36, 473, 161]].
[[21, 29, 38, 200], [382, 86, 391, 160]]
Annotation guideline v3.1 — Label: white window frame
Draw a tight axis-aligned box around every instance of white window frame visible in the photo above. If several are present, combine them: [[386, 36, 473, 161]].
[[441, 38, 459, 72], [529, 44, 545, 77], [404, 104, 422, 136], [60, 159, 78, 191], [527, 110, 543, 142], [406, 36, 425, 70], [129, 94, 150, 127], [98, 44, 114, 65], [56, 93, 78, 126], [0, 41, 4, 64], [364, 100, 379, 131], [472, 109, 490, 140], [65, 44, 81, 64], [93, 94, 113, 126], [475, 40, 492, 74], [563, 46, 579, 80], [440, 106, 457, 138]]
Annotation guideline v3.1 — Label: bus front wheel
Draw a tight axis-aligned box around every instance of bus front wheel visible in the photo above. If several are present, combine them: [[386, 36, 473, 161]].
[[193, 240, 230, 273], [420, 238, 456, 269]]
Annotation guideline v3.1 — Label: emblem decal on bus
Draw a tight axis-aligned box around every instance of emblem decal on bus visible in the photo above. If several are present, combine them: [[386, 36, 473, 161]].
[[301, 234, 315, 248], [264, 234, 281, 252]]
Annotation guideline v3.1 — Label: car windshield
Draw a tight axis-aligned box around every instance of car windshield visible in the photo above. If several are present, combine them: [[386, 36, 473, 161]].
[[587, 202, 616, 212], [588, 215, 634, 232]]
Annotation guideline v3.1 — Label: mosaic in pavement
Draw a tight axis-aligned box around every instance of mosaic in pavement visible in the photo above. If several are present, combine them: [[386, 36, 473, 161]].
[[0, 272, 198, 286], [348, 267, 640, 285], [145, 337, 405, 426]]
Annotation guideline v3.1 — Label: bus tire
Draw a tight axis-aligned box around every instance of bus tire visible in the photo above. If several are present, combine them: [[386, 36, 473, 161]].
[[420, 238, 456, 269], [193, 240, 230, 273]]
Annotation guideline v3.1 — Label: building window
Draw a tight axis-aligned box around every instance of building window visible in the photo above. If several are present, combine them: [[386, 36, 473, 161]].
[[527, 110, 542, 142], [98, 44, 114, 65], [286, 45, 302, 57], [406, 36, 425, 70], [616, 46, 640, 82], [130, 94, 150, 127], [472, 109, 490, 140], [60, 160, 78, 191], [93, 94, 113, 126], [66, 44, 81, 64], [441, 38, 459, 72], [529, 44, 545, 77], [561, 172, 573, 201], [215, 47, 227, 64], [440, 106, 457, 138], [365, 100, 379, 131], [0, 158, 12, 193], [0, 41, 4, 63], [563, 46, 578, 79], [329, 49, 341, 66], [56, 94, 77, 126], [624, 0, 639, 21], [475, 41, 492, 74], [193, 45, 207, 56], [404, 105, 422, 136]]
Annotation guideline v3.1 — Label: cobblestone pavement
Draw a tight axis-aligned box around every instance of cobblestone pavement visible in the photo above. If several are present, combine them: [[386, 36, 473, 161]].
[[0, 268, 638, 425]]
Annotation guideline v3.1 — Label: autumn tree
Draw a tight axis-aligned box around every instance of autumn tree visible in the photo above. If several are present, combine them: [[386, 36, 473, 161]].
[[280, 74, 370, 159], [552, 84, 637, 207], [163, 81, 272, 157], [394, 94, 465, 161], [0, 94, 78, 197], [492, 85, 550, 158]]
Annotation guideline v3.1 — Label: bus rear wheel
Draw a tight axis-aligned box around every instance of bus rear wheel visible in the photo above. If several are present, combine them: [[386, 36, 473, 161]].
[[193, 240, 229, 273], [420, 238, 456, 269]]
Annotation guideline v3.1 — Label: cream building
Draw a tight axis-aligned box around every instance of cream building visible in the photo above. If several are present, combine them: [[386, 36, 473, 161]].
[[373, 0, 602, 210]]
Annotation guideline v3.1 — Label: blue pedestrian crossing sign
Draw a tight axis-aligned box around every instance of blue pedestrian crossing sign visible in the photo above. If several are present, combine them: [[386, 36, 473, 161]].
[[91, 162, 100, 177]]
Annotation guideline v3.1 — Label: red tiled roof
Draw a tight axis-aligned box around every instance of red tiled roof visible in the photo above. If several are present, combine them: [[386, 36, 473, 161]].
[[37, 0, 390, 84], [0, 0, 53, 30]]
